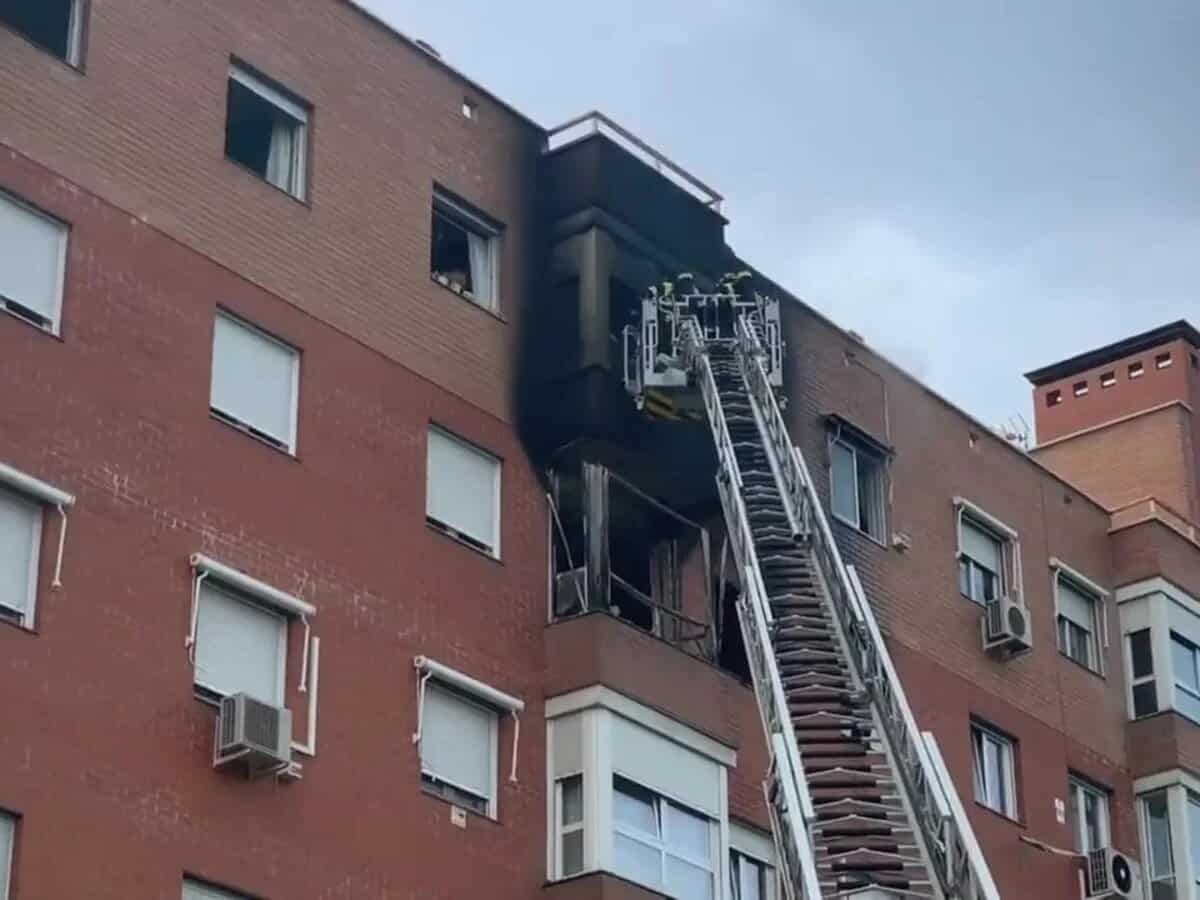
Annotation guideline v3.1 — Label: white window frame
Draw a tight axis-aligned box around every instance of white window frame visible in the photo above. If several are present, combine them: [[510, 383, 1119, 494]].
[[425, 426, 502, 558], [226, 63, 309, 199], [1171, 631, 1200, 723], [0, 485, 42, 628], [1068, 775, 1110, 853], [729, 821, 777, 900], [954, 498, 1021, 607], [183, 877, 253, 900], [412, 655, 523, 821], [971, 721, 1017, 818], [611, 774, 719, 898], [0, 190, 68, 335], [0, 461, 74, 631], [431, 188, 501, 311], [828, 435, 887, 543], [1138, 788, 1178, 893], [0, 810, 14, 900], [1127, 628, 1159, 719], [210, 310, 300, 454], [1052, 559, 1108, 675], [555, 772, 585, 879]]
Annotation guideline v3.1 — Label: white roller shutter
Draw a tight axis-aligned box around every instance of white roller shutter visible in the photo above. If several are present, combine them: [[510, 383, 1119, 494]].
[[1058, 578, 1096, 629], [960, 519, 1002, 573], [421, 682, 495, 799], [0, 487, 39, 619], [426, 428, 499, 553], [610, 715, 721, 818], [0, 192, 66, 328], [194, 582, 285, 705], [210, 313, 298, 449]]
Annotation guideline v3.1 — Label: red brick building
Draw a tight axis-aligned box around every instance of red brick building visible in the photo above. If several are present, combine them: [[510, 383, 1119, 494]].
[[0, 2, 1197, 899]]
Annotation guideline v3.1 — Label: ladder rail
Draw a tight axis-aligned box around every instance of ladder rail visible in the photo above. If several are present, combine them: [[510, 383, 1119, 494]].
[[684, 319, 823, 900], [734, 315, 1000, 900]]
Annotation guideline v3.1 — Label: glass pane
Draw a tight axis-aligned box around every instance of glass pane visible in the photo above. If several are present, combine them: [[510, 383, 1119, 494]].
[[1172, 635, 1198, 691], [1145, 792, 1173, 877], [736, 855, 764, 900], [971, 729, 987, 802], [1177, 687, 1200, 722], [561, 775, 583, 826], [1188, 796, 1200, 879], [985, 737, 1005, 812], [1134, 682, 1159, 717], [830, 442, 857, 523], [1083, 789, 1103, 851], [666, 855, 714, 900], [979, 567, 997, 604], [562, 829, 584, 877], [1131, 629, 1154, 678], [666, 802, 711, 862], [959, 558, 972, 599], [614, 778, 659, 837], [614, 833, 662, 889]]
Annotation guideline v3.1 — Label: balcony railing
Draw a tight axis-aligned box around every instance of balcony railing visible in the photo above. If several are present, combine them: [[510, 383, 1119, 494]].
[[545, 111, 725, 213]]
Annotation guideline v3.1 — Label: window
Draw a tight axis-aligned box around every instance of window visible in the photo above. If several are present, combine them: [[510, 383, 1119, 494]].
[[1069, 776, 1110, 852], [193, 580, 286, 705], [0, 811, 13, 900], [829, 438, 886, 541], [958, 517, 1004, 606], [1056, 576, 1101, 672], [0, 0, 84, 64], [210, 312, 299, 453], [1129, 361, 1145, 379], [1142, 792, 1175, 897], [1172, 633, 1200, 722], [612, 776, 717, 899], [225, 64, 309, 199], [0, 486, 41, 627], [1100, 371, 1117, 388], [430, 189, 500, 310], [1073, 380, 1089, 397], [183, 878, 253, 900], [419, 681, 498, 817], [0, 191, 67, 333], [1046, 389, 1062, 407], [1130, 629, 1159, 717], [461, 97, 477, 119], [729, 822, 776, 900], [426, 427, 501, 557], [1157, 352, 1173, 370], [971, 722, 1016, 818], [1190, 794, 1200, 890], [556, 774, 585, 878]]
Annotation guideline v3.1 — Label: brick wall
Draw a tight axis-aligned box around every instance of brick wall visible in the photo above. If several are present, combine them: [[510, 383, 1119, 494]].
[[0, 148, 550, 899], [0, 0, 545, 423], [1111, 518, 1200, 598]]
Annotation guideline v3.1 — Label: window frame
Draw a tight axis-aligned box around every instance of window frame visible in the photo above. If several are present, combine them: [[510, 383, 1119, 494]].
[[1171, 631, 1200, 723], [611, 774, 719, 898], [0, 809, 14, 900], [0, 0, 86, 67], [1052, 562, 1107, 675], [0, 189, 69, 336], [418, 679, 501, 819], [728, 820, 777, 900], [0, 484, 43, 629], [954, 499, 1020, 608], [209, 310, 301, 455], [430, 187, 502, 312], [192, 578, 288, 708], [1140, 790, 1176, 891], [425, 425, 502, 558], [828, 435, 887, 543], [1068, 775, 1111, 853], [225, 62, 310, 200], [971, 721, 1017, 819], [555, 773, 586, 879]]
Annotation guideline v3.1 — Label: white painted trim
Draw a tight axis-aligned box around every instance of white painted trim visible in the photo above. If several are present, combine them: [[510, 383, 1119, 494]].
[[189, 553, 315, 617], [66, 0, 85, 66], [1116, 577, 1200, 616], [0, 461, 74, 507], [1135, 768, 1200, 796], [413, 656, 524, 712], [953, 496, 1018, 540], [1049, 558, 1110, 598], [545, 685, 736, 767], [229, 64, 308, 123]]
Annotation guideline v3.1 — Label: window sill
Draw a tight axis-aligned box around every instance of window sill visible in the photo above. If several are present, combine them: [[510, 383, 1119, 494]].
[[419, 784, 499, 824], [1057, 650, 1105, 680], [210, 410, 298, 459], [426, 519, 502, 564], [0, 616, 37, 637], [830, 513, 889, 550], [429, 274, 506, 323], [959, 591, 987, 607], [223, 156, 310, 208], [973, 801, 1024, 828], [0, 303, 62, 339]]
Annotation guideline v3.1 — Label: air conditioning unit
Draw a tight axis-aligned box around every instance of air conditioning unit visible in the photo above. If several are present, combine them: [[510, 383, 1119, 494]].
[[982, 594, 1033, 654], [1084, 847, 1139, 898], [213, 693, 292, 777], [554, 567, 587, 618]]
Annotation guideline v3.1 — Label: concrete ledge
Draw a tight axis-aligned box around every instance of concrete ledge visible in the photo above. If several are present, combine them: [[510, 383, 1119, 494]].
[[544, 872, 669, 900]]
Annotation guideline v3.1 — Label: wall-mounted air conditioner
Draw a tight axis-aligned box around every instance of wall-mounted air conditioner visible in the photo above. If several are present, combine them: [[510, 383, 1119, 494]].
[[982, 594, 1032, 655], [213, 693, 292, 778], [1084, 847, 1138, 899]]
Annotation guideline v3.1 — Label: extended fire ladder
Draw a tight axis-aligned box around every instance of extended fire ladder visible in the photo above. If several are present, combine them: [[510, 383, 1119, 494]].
[[626, 282, 1001, 899]]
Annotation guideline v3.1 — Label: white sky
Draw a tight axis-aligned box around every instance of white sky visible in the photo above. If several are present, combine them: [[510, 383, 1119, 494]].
[[361, 0, 1199, 434]]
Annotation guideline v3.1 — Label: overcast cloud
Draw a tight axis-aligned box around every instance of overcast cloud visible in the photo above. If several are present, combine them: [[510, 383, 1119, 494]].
[[360, 0, 1199, 435]]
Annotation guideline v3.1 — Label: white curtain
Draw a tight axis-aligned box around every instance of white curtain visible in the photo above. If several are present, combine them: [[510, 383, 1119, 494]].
[[264, 117, 295, 191], [467, 231, 492, 304]]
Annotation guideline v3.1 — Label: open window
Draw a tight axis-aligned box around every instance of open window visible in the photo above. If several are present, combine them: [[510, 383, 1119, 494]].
[[1053, 560, 1107, 674], [1068, 775, 1111, 853], [827, 416, 890, 543], [0, 190, 68, 334], [225, 63, 309, 199], [730, 821, 777, 900], [1, 0, 84, 65], [0, 461, 74, 630], [430, 188, 501, 310], [971, 720, 1017, 819], [954, 498, 1021, 607]]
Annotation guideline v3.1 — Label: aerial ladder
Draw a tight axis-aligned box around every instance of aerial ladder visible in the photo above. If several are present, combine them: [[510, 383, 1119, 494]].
[[623, 275, 1001, 900]]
